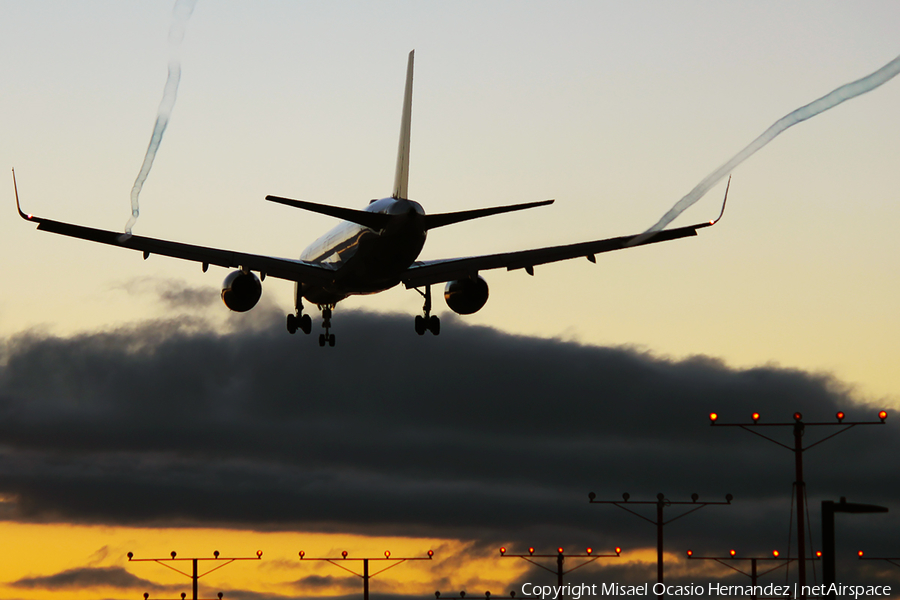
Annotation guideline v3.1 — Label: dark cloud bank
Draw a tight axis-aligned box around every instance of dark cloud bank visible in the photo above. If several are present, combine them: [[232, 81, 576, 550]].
[[1, 302, 898, 595]]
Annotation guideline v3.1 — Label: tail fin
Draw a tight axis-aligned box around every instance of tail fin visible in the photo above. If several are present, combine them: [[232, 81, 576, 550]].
[[392, 50, 415, 200]]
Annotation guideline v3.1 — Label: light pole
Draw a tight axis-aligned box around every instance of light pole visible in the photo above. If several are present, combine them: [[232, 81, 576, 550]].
[[821, 498, 888, 598], [686, 548, 817, 600], [589, 492, 732, 598], [298, 549, 434, 600], [498, 546, 621, 599], [708, 409, 887, 596], [127, 550, 262, 600]]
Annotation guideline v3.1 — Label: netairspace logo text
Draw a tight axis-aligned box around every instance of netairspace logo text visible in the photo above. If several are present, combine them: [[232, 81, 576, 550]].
[[521, 582, 892, 599]]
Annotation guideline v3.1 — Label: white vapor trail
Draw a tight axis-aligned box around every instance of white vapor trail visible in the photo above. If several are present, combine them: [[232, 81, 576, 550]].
[[631, 51, 900, 245], [125, 0, 198, 234]]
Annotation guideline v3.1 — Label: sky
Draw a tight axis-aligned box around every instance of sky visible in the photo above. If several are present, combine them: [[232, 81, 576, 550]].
[[1, 1, 899, 599]]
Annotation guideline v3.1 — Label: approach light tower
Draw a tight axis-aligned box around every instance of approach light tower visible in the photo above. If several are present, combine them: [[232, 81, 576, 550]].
[[708, 409, 887, 596], [588, 492, 732, 599], [498, 546, 621, 600], [127, 550, 262, 600], [686, 548, 820, 600], [298, 549, 434, 600]]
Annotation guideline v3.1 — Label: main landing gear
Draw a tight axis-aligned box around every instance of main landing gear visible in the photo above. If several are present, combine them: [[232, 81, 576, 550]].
[[318, 304, 336, 347], [286, 308, 312, 336], [286, 298, 336, 347], [414, 285, 440, 336]]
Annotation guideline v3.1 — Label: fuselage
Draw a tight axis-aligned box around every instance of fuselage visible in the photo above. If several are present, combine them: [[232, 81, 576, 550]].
[[298, 197, 426, 305]]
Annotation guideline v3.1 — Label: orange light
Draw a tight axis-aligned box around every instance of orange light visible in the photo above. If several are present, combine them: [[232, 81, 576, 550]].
[[686, 550, 693, 557], [836, 411, 845, 422], [752, 413, 760, 422], [793, 412, 803, 421], [299, 551, 305, 559], [772, 550, 780, 558], [858, 550, 865, 557], [816, 551, 822, 557], [879, 411, 888, 421], [558, 547, 564, 555], [615, 547, 622, 555], [342, 551, 348, 558], [709, 413, 718, 422], [256, 550, 263, 558], [528, 547, 535, 555], [730, 549, 736, 557], [384, 551, 391, 558], [586, 548, 592, 555], [500, 547, 506, 555], [428, 550, 434, 557]]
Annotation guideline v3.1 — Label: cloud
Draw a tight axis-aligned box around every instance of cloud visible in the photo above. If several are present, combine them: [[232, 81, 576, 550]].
[[11, 566, 164, 590], [0, 303, 897, 589]]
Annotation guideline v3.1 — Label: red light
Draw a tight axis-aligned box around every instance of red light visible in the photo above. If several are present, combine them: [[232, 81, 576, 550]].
[[528, 547, 535, 555], [752, 413, 760, 422], [879, 411, 888, 421], [558, 547, 564, 555], [793, 412, 803, 421], [299, 551, 305, 559], [342, 551, 348, 558], [816, 551, 822, 557], [772, 550, 780, 558], [585, 548, 592, 555], [256, 550, 263, 558], [836, 411, 845, 422], [858, 550, 865, 557], [709, 413, 718, 422], [499, 547, 506, 555], [615, 547, 622, 555], [428, 550, 434, 557], [686, 550, 693, 557], [729, 549, 736, 557], [384, 551, 391, 558]]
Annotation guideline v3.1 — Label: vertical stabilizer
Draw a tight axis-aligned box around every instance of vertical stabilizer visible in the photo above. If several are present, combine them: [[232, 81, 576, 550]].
[[392, 50, 415, 199]]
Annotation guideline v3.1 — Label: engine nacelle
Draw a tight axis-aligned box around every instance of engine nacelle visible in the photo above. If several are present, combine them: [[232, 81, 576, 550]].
[[221, 270, 262, 312], [444, 276, 489, 315]]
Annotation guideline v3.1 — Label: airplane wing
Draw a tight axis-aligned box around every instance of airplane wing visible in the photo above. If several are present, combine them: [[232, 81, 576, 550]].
[[14, 176, 335, 284], [402, 187, 729, 289]]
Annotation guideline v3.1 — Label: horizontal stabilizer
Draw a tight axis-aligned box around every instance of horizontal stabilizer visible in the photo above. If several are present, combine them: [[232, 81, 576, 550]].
[[266, 195, 392, 230], [423, 199, 554, 230]]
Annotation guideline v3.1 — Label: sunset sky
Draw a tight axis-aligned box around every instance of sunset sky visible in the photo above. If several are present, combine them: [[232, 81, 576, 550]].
[[1, 1, 899, 599]]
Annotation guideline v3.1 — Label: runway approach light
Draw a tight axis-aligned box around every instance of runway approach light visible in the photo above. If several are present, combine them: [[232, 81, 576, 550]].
[[859, 551, 865, 557], [299, 551, 305, 558], [385, 551, 391, 558], [558, 547, 564, 555], [499, 547, 506, 555], [879, 411, 888, 422], [341, 551, 348, 558], [836, 411, 845, 422], [214, 551, 219, 558], [709, 413, 718, 423], [615, 547, 622, 555], [686, 550, 693, 557], [257, 550, 263, 558], [730, 549, 736, 557], [586, 548, 593, 555], [752, 413, 760, 423], [528, 547, 535, 555], [793, 412, 803, 422], [816, 551, 822, 557], [772, 550, 780, 558], [428, 550, 434, 557]]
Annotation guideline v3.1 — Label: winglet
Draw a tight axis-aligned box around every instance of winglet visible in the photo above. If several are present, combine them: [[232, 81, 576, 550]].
[[392, 50, 415, 200], [709, 175, 730, 226], [12, 169, 33, 221]]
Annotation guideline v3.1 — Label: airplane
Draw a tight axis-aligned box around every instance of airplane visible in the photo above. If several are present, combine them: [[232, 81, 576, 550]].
[[14, 50, 727, 347]]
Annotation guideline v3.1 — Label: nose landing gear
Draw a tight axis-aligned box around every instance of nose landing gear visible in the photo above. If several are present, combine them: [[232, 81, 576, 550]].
[[413, 285, 440, 336]]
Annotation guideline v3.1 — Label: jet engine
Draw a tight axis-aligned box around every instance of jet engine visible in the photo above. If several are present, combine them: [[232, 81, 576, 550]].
[[444, 276, 489, 315], [221, 270, 262, 312]]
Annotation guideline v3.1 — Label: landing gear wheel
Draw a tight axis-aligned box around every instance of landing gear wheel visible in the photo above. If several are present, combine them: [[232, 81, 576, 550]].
[[300, 314, 312, 334], [286, 313, 298, 334], [328, 334, 336, 347], [319, 333, 326, 347], [414, 315, 426, 335], [428, 315, 440, 335]]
